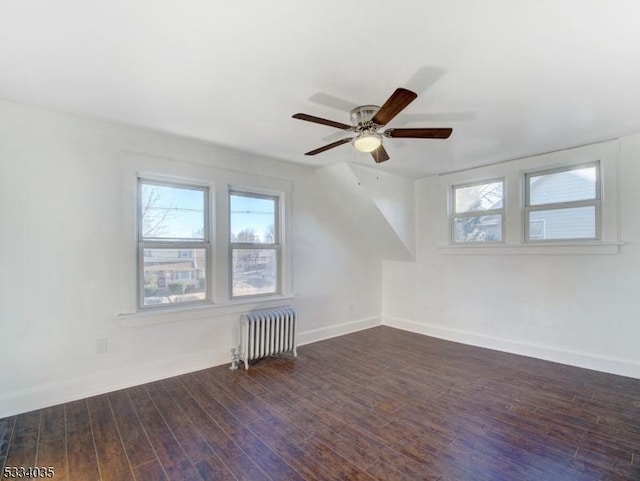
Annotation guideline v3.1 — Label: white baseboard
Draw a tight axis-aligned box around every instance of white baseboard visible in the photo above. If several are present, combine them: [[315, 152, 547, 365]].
[[384, 316, 640, 379], [0, 348, 231, 419], [297, 316, 382, 346], [0, 316, 382, 418]]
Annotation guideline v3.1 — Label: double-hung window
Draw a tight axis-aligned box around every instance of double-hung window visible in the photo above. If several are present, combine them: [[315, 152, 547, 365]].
[[524, 162, 600, 242], [138, 179, 209, 308], [229, 190, 280, 298], [451, 179, 505, 243]]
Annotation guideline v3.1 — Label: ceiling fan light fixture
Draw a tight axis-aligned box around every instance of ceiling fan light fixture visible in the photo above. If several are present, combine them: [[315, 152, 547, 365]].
[[353, 133, 382, 153]]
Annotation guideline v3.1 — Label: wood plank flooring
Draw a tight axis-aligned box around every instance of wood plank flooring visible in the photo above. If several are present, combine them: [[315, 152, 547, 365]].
[[1, 326, 640, 480]]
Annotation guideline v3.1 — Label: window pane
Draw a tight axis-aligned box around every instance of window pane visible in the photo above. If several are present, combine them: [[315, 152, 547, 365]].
[[230, 193, 276, 243], [454, 215, 502, 242], [232, 249, 277, 297], [455, 181, 503, 213], [528, 207, 596, 240], [140, 183, 205, 240], [143, 248, 207, 306], [528, 166, 596, 206]]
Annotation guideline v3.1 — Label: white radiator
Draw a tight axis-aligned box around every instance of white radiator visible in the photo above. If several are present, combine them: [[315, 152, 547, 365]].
[[232, 306, 297, 370]]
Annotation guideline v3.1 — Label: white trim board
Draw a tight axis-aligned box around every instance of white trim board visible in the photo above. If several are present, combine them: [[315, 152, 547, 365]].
[[0, 316, 382, 418], [383, 317, 640, 380], [0, 348, 230, 420], [297, 316, 382, 347]]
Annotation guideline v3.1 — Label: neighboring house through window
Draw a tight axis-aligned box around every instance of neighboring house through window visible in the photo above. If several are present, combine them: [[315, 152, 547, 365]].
[[525, 162, 600, 242], [451, 179, 505, 243], [443, 141, 617, 253], [229, 190, 280, 298], [138, 179, 209, 308]]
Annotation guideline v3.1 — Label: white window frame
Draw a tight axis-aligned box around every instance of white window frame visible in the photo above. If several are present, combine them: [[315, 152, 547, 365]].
[[523, 161, 601, 243], [451, 178, 505, 244], [137, 178, 211, 310], [438, 140, 620, 256], [228, 189, 281, 299]]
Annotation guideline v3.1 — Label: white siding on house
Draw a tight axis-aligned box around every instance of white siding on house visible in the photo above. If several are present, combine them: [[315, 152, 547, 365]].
[[529, 167, 596, 205], [527, 166, 598, 240], [529, 206, 595, 240]]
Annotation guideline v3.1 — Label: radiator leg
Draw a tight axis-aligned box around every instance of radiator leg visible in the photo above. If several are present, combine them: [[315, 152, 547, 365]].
[[243, 358, 249, 371], [229, 348, 240, 371]]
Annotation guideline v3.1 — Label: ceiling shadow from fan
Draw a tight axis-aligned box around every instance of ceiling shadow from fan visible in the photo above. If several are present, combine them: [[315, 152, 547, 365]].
[[404, 65, 446, 95], [398, 111, 476, 123], [308, 65, 447, 114], [308, 92, 358, 113]]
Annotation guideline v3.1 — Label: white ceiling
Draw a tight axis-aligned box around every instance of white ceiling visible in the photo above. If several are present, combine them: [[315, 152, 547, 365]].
[[2, 1, 640, 177]]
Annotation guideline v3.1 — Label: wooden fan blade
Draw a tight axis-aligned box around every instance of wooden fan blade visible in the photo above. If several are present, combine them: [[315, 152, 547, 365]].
[[305, 138, 352, 155], [292, 113, 352, 130], [371, 145, 390, 163], [385, 128, 452, 139], [371, 88, 418, 126]]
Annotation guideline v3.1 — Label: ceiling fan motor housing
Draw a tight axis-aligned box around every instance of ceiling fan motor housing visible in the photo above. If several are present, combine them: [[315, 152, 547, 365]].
[[350, 105, 380, 129]]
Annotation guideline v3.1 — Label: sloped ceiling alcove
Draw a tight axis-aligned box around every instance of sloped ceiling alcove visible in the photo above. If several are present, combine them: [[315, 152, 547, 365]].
[[315, 163, 415, 261]]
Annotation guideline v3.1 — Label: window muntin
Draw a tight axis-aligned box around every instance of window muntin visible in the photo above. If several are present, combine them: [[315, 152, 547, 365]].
[[528, 219, 545, 240], [138, 179, 209, 309], [525, 162, 600, 242], [451, 179, 505, 243], [229, 191, 279, 298]]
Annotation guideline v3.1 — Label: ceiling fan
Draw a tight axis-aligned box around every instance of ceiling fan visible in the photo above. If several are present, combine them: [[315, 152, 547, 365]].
[[292, 87, 452, 163]]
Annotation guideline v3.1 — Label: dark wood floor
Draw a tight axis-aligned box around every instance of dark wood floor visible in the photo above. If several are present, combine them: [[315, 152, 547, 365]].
[[1, 326, 640, 481]]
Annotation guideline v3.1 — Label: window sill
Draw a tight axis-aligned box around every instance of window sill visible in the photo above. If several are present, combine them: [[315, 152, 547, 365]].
[[117, 294, 295, 327], [438, 241, 625, 256]]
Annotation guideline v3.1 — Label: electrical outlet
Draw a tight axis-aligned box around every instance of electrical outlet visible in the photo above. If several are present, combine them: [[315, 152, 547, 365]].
[[96, 338, 108, 355]]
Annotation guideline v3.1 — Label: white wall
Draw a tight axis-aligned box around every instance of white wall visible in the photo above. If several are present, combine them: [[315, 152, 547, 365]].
[[384, 137, 640, 379], [6, 97, 639, 418], [352, 164, 415, 257], [315, 163, 415, 261], [0, 101, 382, 417]]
